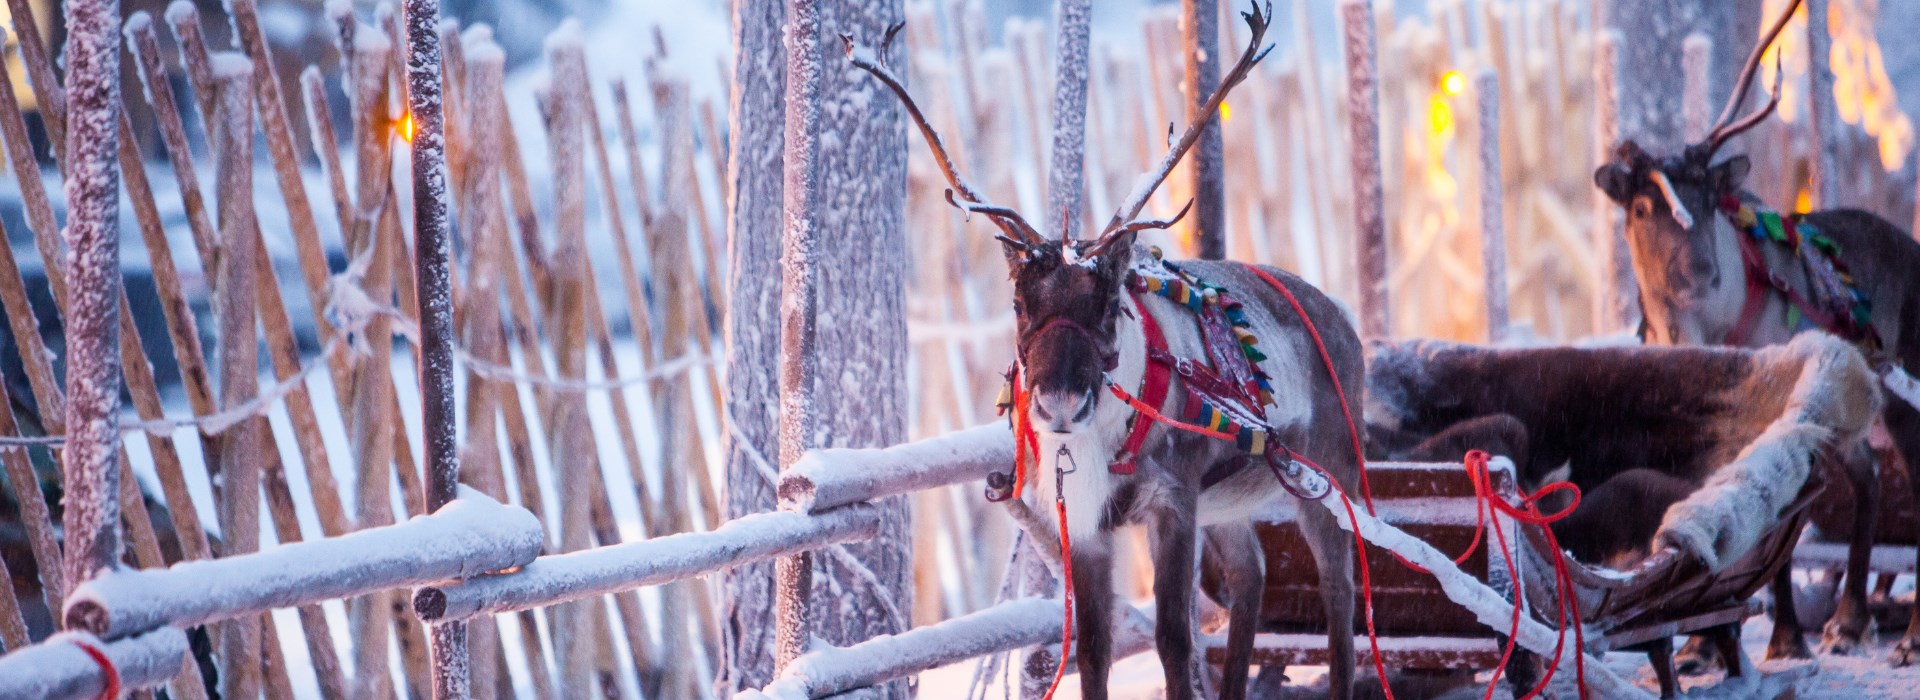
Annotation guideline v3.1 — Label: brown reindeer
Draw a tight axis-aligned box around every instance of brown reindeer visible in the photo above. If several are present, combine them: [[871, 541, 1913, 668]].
[[847, 4, 1363, 698], [1593, 0, 1920, 665]]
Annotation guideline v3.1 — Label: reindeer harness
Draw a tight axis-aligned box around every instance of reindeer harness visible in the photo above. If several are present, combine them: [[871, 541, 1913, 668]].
[[993, 250, 1327, 502], [1719, 196, 1882, 356]]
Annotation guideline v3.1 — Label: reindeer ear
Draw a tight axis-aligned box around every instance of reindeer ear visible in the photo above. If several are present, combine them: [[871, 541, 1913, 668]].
[[1709, 155, 1751, 194], [1593, 163, 1636, 205]]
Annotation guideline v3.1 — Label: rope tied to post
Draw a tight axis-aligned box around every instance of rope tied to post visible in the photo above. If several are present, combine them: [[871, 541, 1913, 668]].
[[69, 635, 120, 700]]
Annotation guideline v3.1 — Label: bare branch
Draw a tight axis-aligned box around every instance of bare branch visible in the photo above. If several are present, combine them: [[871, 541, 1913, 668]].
[[1093, 0, 1272, 251], [841, 28, 1042, 247]]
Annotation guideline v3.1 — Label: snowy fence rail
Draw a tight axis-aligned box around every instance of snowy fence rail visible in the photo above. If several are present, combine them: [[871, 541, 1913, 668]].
[[63, 490, 542, 639], [414, 503, 881, 623], [778, 423, 1013, 513], [0, 629, 189, 699]]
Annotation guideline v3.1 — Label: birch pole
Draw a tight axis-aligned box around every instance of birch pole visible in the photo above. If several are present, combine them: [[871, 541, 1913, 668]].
[[1806, 0, 1842, 208], [775, 0, 823, 672], [1183, 0, 1225, 259], [1046, 0, 1091, 240], [1340, 0, 1388, 338], [57, 0, 123, 614], [402, 0, 469, 694], [1682, 32, 1713, 143], [1591, 30, 1637, 333], [1476, 70, 1508, 343], [723, 0, 788, 689]]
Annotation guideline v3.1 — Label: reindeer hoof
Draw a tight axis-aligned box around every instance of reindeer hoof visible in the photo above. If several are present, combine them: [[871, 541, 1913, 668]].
[[1818, 617, 1873, 656], [1765, 634, 1813, 662], [1890, 637, 1920, 667], [1674, 636, 1721, 675]]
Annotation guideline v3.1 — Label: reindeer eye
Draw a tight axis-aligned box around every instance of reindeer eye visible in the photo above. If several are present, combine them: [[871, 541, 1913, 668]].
[[1631, 200, 1652, 219]]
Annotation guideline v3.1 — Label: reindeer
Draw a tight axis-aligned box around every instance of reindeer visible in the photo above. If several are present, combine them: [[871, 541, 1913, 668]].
[[848, 4, 1363, 698], [1593, 0, 1920, 666]]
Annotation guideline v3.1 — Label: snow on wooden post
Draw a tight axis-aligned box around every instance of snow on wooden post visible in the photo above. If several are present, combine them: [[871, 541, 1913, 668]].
[[1806, 0, 1843, 208], [1046, 0, 1092, 240], [1681, 32, 1713, 143], [1340, 0, 1389, 339], [1591, 30, 1637, 334], [722, 0, 788, 685], [57, 0, 124, 614], [0, 629, 189, 699], [1183, 0, 1226, 259], [209, 50, 267, 700], [63, 489, 541, 639], [415, 504, 881, 624], [778, 424, 1013, 513], [777, 0, 825, 674], [1475, 70, 1508, 344], [402, 0, 469, 694]]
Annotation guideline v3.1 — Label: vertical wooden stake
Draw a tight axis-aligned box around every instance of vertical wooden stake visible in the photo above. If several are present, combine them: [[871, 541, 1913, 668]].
[[1681, 32, 1713, 143], [1183, 0, 1226, 259], [1806, 0, 1842, 208], [776, 0, 823, 673], [1476, 70, 1508, 343], [1340, 0, 1389, 338], [1591, 29, 1637, 333]]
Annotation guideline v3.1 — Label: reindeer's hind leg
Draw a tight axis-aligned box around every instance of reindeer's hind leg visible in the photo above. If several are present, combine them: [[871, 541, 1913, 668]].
[[1821, 438, 1879, 655], [1299, 500, 1356, 700], [1882, 399, 1920, 666], [1148, 487, 1204, 700], [1203, 522, 1266, 700]]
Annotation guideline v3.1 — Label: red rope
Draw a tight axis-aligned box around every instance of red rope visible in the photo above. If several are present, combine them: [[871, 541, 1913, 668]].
[[1042, 470, 1076, 700], [72, 636, 121, 700]]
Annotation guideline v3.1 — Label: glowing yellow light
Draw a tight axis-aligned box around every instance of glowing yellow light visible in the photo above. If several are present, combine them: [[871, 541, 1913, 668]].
[[1441, 70, 1466, 96], [397, 112, 416, 143], [1219, 101, 1232, 123], [1795, 187, 1812, 214], [1428, 97, 1453, 135]]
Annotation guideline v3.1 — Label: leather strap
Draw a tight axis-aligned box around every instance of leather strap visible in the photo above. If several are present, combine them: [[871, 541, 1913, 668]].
[[1111, 294, 1170, 474]]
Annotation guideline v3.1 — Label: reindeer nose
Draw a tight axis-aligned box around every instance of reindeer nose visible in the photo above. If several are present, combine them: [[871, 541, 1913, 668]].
[[1033, 386, 1097, 433]]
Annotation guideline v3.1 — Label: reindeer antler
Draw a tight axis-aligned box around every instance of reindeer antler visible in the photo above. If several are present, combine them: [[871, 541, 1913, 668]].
[[1085, 1, 1273, 257], [843, 25, 1043, 249], [1702, 0, 1801, 157]]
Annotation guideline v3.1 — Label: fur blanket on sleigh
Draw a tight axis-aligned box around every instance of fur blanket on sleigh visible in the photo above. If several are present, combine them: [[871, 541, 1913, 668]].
[[1364, 332, 1880, 571]]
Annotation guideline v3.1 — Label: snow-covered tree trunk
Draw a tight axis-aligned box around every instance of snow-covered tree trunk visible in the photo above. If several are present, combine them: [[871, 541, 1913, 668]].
[[57, 0, 122, 634], [1591, 30, 1637, 334], [1606, 0, 1759, 154], [1476, 70, 1507, 343], [1046, 0, 1091, 240], [403, 0, 469, 694], [1806, 0, 1843, 208], [210, 52, 265, 700], [722, 0, 789, 689], [1183, 0, 1225, 259], [776, 0, 824, 674], [1681, 32, 1713, 143], [1341, 0, 1389, 339]]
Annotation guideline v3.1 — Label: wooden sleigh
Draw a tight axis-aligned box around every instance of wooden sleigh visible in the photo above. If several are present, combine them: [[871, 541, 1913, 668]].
[[1203, 333, 1878, 697]]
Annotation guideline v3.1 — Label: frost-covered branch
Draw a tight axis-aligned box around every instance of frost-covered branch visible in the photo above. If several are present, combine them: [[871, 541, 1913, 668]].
[[778, 423, 1013, 513], [63, 490, 542, 639], [414, 504, 881, 624], [0, 629, 188, 699]]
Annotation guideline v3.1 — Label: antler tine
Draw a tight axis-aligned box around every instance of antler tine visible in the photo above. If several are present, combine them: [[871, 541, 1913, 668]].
[[1091, 0, 1272, 250], [1086, 199, 1195, 257], [1707, 51, 1786, 156], [843, 28, 1043, 247], [1707, 0, 1802, 145]]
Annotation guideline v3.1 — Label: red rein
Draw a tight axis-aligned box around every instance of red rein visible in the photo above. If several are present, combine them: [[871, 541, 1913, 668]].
[[1020, 265, 1590, 699]]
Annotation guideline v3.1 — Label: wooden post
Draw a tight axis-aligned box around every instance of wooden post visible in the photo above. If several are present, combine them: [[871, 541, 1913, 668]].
[[1476, 70, 1508, 343], [776, 0, 823, 672], [57, 0, 123, 614], [1046, 0, 1091, 240], [1806, 0, 1843, 208], [1682, 32, 1713, 143], [1592, 30, 1637, 333], [1340, 0, 1389, 338], [1183, 0, 1225, 259]]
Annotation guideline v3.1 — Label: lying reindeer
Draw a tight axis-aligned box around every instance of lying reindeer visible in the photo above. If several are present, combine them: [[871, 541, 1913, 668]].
[[1593, 0, 1920, 664], [848, 4, 1361, 698]]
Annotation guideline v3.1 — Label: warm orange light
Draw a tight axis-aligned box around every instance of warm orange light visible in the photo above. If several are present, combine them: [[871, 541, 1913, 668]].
[[1428, 97, 1453, 135], [1219, 101, 1232, 123], [1795, 186, 1812, 214], [397, 112, 416, 143], [1441, 70, 1466, 96]]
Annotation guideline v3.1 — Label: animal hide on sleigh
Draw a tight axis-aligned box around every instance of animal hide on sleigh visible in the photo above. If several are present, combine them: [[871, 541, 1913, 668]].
[[1364, 332, 1880, 571]]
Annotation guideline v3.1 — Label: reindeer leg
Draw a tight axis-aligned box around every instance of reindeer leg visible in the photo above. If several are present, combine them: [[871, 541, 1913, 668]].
[[1299, 500, 1356, 700], [1821, 438, 1879, 655], [1149, 488, 1203, 700], [1203, 522, 1265, 700], [1072, 531, 1116, 699], [1765, 563, 1813, 661], [1883, 400, 1920, 667]]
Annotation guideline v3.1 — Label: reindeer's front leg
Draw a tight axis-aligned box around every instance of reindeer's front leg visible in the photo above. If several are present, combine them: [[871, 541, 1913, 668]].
[[1821, 438, 1878, 655], [1148, 486, 1203, 700], [1070, 529, 1116, 699]]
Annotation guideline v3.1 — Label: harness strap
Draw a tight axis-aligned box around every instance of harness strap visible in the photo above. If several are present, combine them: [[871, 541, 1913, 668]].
[[1111, 294, 1171, 474], [1725, 230, 1773, 346]]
